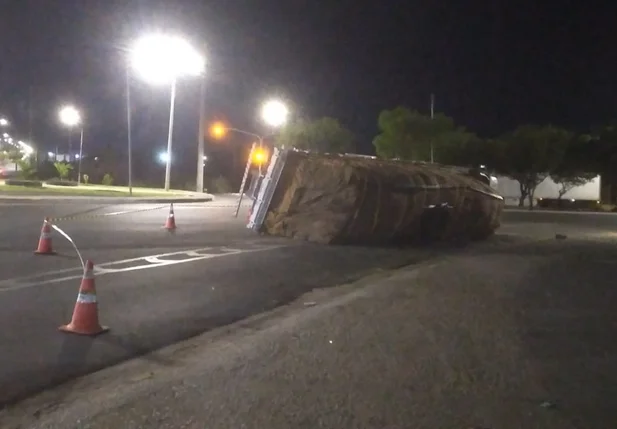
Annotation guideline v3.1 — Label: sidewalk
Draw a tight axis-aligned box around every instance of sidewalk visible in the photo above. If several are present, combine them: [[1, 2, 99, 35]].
[[2, 236, 615, 428]]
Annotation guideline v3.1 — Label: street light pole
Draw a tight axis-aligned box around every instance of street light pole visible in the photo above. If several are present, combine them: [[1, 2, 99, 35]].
[[130, 34, 204, 192], [68, 130, 72, 162], [196, 74, 206, 192], [77, 128, 84, 184], [126, 66, 133, 196], [164, 77, 178, 191]]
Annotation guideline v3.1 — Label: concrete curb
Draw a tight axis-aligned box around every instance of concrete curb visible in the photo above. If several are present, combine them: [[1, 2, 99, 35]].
[[0, 196, 214, 204]]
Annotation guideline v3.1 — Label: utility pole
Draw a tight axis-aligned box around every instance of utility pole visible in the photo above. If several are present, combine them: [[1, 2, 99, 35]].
[[196, 74, 206, 193], [430, 93, 435, 163]]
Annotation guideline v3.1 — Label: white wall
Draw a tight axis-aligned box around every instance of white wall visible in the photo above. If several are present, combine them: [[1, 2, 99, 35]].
[[496, 175, 601, 206]]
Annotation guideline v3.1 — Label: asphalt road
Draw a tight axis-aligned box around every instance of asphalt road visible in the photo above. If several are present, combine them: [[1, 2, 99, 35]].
[[1, 200, 616, 408], [3, 207, 617, 428], [0, 195, 442, 406]]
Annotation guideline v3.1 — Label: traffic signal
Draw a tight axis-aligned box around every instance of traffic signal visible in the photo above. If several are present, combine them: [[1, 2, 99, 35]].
[[252, 148, 268, 165]]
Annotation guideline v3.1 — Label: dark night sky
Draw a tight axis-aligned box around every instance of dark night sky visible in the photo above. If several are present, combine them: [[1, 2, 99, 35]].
[[1, 0, 616, 159]]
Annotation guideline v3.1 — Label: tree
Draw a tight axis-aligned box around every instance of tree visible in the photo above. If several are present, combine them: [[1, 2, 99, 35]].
[[372, 106, 474, 164], [585, 123, 617, 172], [275, 117, 355, 153], [550, 134, 596, 200], [496, 125, 571, 209], [54, 161, 73, 180], [550, 172, 596, 200], [6, 147, 22, 171], [587, 125, 617, 203], [101, 173, 114, 186], [16, 157, 37, 179]]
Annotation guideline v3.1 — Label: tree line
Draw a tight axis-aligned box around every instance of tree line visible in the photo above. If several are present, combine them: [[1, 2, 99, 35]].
[[4, 107, 616, 200], [274, 107, 617, 206]]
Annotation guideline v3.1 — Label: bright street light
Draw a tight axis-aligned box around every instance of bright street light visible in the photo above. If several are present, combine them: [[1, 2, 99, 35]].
[[0, 118, 8, 127], [209, 122, 227, 139], [261, 99, 289, 128], [59, 105, 81, 127], [158, 151, 170, 164], [130, 33, 205, 191], [18, 141, 34, 158], [58, 105, 85, 182], [130, 34, 204, 85]]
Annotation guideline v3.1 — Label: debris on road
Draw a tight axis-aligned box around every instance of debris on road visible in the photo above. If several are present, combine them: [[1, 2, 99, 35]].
[[540, 400, 557, 409]]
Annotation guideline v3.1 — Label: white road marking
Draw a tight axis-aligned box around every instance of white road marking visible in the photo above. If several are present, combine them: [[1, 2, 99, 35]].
[[103, 209, 139, 216], [0, 244, 286, 293]]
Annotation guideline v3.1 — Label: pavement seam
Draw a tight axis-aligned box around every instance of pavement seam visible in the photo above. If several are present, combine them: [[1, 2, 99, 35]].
[[203, 204, 253, 208], [48, 205, 168, 222], [46, 203, 252, 221]]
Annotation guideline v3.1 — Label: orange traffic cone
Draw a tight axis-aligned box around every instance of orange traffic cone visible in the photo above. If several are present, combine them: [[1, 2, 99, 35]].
[[34, 218, 56, 255], [164, 203, 176, 230], [59, 260, 109, 336]]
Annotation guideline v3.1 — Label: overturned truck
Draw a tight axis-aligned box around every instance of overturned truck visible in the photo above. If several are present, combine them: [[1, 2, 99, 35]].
[[248, 149, 504, 245]]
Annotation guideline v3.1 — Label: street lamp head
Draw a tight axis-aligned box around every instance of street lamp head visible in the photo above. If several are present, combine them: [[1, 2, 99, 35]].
[[158, 151, 170, 163], [0, 118, 8, 127], [59, 105, 81, 127], [209, 122, 227, 139], [261, 99, 289, 128], [130, 33, 205, 85]]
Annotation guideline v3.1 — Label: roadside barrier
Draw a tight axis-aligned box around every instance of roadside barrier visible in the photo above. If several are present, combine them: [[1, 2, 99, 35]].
[[164, 203, 177, 230], [51, 224, 85, 269], [59, 260, 109, 336], [45, 223, 108, 336], [34, 218, 55, 255], [30, 199, 252, 338]]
